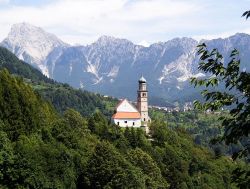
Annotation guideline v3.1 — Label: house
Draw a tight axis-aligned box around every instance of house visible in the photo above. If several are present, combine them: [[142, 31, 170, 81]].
[[112, 99, 141, 127], [112, 76, 151, 131]]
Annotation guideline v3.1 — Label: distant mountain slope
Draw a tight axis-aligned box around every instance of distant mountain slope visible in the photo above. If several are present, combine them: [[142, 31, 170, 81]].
[[53, 33, 250, 103], [1, 23, 68, 76], [2, 23, 250, 104], [51, 36, 201, 103], [0, 47, 116, 117], [0, 46, 53, 83]]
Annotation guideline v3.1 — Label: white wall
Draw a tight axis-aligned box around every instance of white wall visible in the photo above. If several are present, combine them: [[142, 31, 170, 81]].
[[113, 118, 141, 127], [117, 99, 138, 112]]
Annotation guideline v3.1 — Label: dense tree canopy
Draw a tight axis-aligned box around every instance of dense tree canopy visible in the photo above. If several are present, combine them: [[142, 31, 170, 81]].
[[0, 47, 54, 84], [0, 68, 241, 188], [191, 42, 250, 188], [0, 46, 117, 118]]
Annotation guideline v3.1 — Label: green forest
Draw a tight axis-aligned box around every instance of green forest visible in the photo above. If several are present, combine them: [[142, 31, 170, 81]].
[[0, 47, 249, 188], [150, 109, 244, 157]]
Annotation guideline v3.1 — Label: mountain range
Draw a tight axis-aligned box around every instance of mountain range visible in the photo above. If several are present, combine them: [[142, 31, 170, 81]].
[[1, 23, 250, 105]]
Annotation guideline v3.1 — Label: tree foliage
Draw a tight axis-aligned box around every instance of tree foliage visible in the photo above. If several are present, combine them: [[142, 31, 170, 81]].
[[0, 49, 243, 188], [191, 43, 250, 188], [0, 47, 54, 84], [0, 69, 56, 141], [85, 142, 146, 189], [0, 47, 117, 118]]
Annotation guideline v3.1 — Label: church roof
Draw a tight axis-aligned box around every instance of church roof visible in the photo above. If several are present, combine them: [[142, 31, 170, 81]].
[[112, 99, 141, 119], [139, 76, 146, 83], [115, 99, 138, 113], [112, 112, 141, 119], [115, 99, 126, 110]]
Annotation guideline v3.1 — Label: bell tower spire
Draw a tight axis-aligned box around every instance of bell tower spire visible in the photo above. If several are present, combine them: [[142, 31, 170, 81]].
[[137, 76, 150, 130]]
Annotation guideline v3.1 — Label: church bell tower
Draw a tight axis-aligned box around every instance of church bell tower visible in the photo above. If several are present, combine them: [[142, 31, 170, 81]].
[[137, 76, 150, 127]]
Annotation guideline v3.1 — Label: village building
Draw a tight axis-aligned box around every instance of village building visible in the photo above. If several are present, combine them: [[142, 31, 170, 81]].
[[112, 99, 142, 127], [112, 76, 151, 132]]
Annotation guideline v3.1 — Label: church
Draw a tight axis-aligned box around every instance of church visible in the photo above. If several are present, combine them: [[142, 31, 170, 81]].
[[112, 76, 151, 131]]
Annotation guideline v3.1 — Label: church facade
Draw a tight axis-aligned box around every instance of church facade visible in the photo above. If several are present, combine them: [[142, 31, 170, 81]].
[[112, 76, 151, 130]]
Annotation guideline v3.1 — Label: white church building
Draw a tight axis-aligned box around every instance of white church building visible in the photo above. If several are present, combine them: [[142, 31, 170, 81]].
[[112, 76, 151, 131]]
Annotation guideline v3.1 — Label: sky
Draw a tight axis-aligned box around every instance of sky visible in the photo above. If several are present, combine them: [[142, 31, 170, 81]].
[[0, 0, 249, 46]]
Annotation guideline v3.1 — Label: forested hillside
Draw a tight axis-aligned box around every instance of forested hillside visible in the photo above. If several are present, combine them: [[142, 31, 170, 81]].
[[150, 109, 246, 158], [0, 47, 248, 188], [0, 47, 117, 117], [0, 68, 243, 188], [0, 46, 53, 84]]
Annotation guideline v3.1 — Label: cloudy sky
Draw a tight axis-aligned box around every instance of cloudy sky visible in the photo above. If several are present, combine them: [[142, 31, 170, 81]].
[[0, 0, 249, 46]]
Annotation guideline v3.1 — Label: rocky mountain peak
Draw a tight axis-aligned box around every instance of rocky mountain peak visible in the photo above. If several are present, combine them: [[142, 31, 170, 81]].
[[1, 23, 68, 76], [95, 35, 134, 47], [4, 23, 67, 59]]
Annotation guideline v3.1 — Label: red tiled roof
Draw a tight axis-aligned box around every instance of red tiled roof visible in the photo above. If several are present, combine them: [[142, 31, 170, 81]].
[[112, 112, 141, 119]]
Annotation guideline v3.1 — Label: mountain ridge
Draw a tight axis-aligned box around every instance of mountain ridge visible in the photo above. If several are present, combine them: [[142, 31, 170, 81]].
[[0, 46, 116, 117], [1, 23, 250, 104], [1, 23, 69, 76]]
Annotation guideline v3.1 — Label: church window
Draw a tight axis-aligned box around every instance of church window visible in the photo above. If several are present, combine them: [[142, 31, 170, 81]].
[[144, 118, 146, 121], [124, 121, 127, 123], [133, 122, 135, 126], [117, 122, 119, 126]]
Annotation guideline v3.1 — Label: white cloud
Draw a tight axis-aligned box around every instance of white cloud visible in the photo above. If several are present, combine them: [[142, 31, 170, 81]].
[[0, 0, 249, 44], [114, 0, 201, 21], [0, 0, 9, 4], [193, 32, 238, 41], [193, 26, 250, 41], [138, 40, 150, 47]]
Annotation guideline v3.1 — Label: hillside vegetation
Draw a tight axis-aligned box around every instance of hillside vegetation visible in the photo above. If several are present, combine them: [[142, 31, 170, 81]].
[[150, 109, 246, 157], [0, 48, 247, 188], [0, 47, 117, 117], [0, 68, 242, 188]]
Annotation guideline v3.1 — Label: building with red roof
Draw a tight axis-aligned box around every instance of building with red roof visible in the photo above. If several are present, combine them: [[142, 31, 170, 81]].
[[112, 76, 151, 130]]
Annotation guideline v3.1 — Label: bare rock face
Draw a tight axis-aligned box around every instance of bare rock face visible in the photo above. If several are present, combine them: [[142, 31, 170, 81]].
[[1, 23, 68, 77]]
